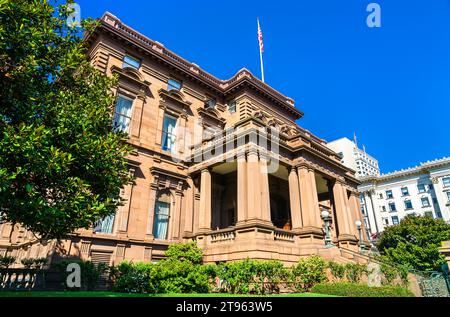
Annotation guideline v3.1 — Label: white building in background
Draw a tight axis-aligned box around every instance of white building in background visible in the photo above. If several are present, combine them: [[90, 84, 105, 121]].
[[359, 157, 450, 240], [327, 137, 380, 178]]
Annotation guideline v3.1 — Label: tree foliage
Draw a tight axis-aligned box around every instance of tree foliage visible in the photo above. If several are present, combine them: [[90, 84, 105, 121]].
[[0, 0, 132, 238], [377, 215, 450, 271]]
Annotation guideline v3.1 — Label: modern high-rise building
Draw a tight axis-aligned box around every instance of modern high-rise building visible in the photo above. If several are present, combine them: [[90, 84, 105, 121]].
[[327, 137, 380, 179], [359, 157, 450, 240], [0, 12, 369, 267]]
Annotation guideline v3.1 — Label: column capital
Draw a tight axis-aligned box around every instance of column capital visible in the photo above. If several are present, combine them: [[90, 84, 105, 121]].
[[201, 167, 211, 173]]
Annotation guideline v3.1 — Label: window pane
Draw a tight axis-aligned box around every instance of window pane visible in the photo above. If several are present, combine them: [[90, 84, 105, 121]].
[[443, 177, 450, 186], [162, 114, 177, 151], [123, 55, 140, 69], [94, 214, 115, 234], [154, 201, 170, 239], [168, 79, 182, 91], [113, 96, 133, 133], [228, 100, 236, 113], [447, 191, 450, 201], [418, 184, 425, 192]]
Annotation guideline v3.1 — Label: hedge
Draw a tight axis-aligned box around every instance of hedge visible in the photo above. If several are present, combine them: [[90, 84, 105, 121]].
[[311, 282, 414, 297]]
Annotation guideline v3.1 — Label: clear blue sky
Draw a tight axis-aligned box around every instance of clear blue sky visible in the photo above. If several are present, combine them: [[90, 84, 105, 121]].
[[75, 0, 450, 173]]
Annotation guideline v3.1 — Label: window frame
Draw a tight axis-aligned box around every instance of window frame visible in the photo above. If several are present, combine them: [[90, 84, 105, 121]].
[[404, 199, 413, 210], [113, 94, 134, 133], [421, 197, 431, 207], [417, 184, 426, 193], [401, 186, 409, 197], [161, 113, 178, 152], [388, 202, 396, 212], [167, 78, 182, 91], [385, 190, 393, 199], [122, 54, 141, 70], [443, 177, 450, 188]]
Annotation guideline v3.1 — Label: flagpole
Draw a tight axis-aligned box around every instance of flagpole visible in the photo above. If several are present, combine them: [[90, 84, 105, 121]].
[[257, 17, 265, 83]]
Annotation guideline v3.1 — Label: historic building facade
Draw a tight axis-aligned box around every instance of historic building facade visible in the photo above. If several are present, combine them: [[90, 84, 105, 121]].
[[0, 12, 368, 267], [359, 157, 450, 240]]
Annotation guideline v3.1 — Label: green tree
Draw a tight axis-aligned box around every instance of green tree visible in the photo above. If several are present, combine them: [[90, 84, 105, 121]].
[[377, 215, 450, 271], [0, 0, 132, 239]]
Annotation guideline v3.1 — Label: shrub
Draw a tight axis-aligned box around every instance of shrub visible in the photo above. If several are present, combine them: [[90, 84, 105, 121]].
[[165, 242, 203, 265], [113, 261, 154, 293], [345, 263, 367, 283], [328, 261, 346, 281], [311, 282, 414, 297], [212, 259, 288, 294], [21, 258, 35, 269], [20, 257, 47, 269], [0, 255, 16, 269], [291, 255, 327, 292], [53, 260, 109, 291]]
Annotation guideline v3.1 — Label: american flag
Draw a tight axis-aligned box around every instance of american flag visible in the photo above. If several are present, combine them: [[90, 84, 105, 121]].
[[257, 18, 264, 53]]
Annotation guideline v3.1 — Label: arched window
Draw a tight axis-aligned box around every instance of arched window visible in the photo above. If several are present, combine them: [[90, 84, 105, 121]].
[[153, 192, 171, 239]]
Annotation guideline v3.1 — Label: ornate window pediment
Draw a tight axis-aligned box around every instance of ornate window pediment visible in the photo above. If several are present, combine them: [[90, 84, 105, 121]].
[[197, 107, 225, 128], [111, 65, 150, 95], [158, 88, 192, 113]]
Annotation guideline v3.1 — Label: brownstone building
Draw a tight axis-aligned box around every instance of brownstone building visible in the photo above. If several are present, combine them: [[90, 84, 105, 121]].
[[0, 12, 369, 267]]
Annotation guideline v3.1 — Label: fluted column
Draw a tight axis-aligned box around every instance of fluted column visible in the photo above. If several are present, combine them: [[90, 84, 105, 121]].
[[288, 167, 302, 230], [172, 187, 183, 240], [297, 165, 321, 228], [332, 181, 354, 238], [145, 183, 158, 237], [198, 168, 212, 231], [236, 152, 248, 223]]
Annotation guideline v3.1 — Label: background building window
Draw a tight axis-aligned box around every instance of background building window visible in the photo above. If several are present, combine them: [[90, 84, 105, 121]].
[[417, 184, 426, 193], [379, 193, 383, 199], [443, 177, 450, 187], [113, 95, 133, 133], [94, 214, 115, 234], [391, 216, 399, 225], [161, 114, 177, 151], [401, 187, 409, 196], [228, 100, 236, 113], [446, 191, 450, 202], [424, 211, 434, 218], [421, 197, 430, 207], [381, 206, 386, 212], [404, 200, 413, 209], [122, 55, 141, 69], [153, 194, 171, 240], [386, 190, 393, 199], [168, 78, 182, 91], [389, 202, 396, 212]]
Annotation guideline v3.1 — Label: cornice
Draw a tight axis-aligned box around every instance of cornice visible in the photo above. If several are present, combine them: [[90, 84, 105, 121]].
[[86, 12, 303, 120]]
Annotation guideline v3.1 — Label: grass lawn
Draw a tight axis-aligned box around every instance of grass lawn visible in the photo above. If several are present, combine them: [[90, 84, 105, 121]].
[[0, 291, 335, 297]]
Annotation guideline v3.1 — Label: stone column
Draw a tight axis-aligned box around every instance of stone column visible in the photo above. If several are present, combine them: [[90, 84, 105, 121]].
[[117, 168, 136, 235], [349, 192, 368, 241], [183, 176, 195, 235], [145, 182, 158, 237], [198, 168, 212, 232], [236, 152, 247, 223], [155, 105, 165, 146], [130, 95, 145, 138], [297, 165, 321, 228], [332, 181, 354, 238], [246, 149, 260, 221], [172, 183, 183, 240], [288, 167, 302, 230], [259, 153, 272, 223]]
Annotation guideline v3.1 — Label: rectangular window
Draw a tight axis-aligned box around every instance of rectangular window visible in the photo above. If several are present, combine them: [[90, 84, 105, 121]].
[[417, 184, 426, 193], [404, 200, 413, 209], [113, 95, 133, 133], [421, 197, 430, 207], [161, 114, 177, 151], [443, 177, 450, 187], [167, 78, 182, 91], [424, 211, 433, 218], [153, 201, 170, 239], [401, 187, 409, 196], [391, 216, 399, 225], [447, 191, 450, 202], [94, 214, 115, 234], [388, 202, 396, 212], [228, 100, 236, 113], [379, 193, 383, 199], [381, 206, 386, 212], [205, 98, 216, 108], [122, 55, 140, 69], [429, 184, 433, 190], [386, 190, 393, 199], [382, 218, 389, 225]]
